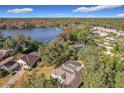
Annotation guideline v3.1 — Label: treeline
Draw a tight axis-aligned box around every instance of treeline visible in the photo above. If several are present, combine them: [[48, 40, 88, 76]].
[[0, 18, 124, 30]]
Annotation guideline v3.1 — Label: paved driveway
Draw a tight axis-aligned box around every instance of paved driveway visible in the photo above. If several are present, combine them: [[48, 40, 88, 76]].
[[1, 69, 25, 88]]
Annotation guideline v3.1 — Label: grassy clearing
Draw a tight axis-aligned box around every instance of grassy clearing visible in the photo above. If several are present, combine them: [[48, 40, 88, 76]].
[[13, 65, 55, 88], [0, 75, 11, 87]]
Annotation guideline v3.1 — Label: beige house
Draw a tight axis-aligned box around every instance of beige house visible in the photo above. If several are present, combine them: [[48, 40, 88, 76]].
[[51, 60, 83, 88]]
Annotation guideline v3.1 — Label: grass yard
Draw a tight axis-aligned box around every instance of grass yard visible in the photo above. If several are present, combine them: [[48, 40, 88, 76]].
[[33, 65, 55, 79], [0, 75, 11, 87], [13, 65, 55, 88]]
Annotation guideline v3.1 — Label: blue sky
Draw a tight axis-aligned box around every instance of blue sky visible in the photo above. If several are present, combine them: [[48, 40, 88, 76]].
[[0, 5, 124, 18]]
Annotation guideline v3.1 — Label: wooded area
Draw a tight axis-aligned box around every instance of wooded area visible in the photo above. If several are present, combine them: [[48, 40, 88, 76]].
[[0, 18, 124, 88], [0, 18, 124, 30]]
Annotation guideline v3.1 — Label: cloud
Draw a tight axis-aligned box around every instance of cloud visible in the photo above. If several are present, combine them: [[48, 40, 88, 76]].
[[7, 8, 33, 13], [73, 5, 122, 12], [117, 14, 124, 17]]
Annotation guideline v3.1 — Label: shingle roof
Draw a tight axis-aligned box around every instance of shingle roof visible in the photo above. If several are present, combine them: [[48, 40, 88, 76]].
[[0, 50, 12, 57], [4, 61, 16, 68], [20, 54, 40, 66], [61, 68, 73, 74], [29, 52, 39, 57]]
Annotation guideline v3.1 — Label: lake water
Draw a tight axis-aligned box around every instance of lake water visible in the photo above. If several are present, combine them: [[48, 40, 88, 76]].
[[0, 27, 63, 42]]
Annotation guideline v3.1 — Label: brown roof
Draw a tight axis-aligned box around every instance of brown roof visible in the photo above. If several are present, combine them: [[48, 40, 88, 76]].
[[20, 54, 40, 66], [0, 50, 13, 57], [2, 61, 19, 71], [0, 57, 14, 66], [3, 61, 16, 68], [29, 52, 39, 57]]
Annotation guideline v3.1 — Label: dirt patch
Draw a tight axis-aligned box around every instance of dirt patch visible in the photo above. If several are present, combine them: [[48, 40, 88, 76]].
[[0, 75, 11, 87]]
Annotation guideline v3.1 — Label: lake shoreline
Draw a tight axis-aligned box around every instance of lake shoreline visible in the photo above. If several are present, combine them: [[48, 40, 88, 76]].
[[0, 27, 63, 42], [0, 27, 63, 31]]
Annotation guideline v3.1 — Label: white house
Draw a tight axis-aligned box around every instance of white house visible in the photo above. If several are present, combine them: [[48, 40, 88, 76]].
[[117, 31, 124, 36], [92, 27, 117, 33]]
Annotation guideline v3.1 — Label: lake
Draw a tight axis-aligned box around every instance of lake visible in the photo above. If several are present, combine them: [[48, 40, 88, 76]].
[[0, 27, 63, 42]]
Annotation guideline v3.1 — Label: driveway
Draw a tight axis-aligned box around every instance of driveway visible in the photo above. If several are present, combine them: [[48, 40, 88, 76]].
[[1, 69, 25, 88]]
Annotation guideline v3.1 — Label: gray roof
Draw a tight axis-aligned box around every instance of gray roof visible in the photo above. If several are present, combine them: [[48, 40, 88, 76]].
[[61, 68, 73, 74], [52, 60, 83, 87]]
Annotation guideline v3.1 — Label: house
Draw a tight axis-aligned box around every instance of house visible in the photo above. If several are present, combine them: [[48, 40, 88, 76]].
[[104, 37, 115, 41], [1, 61, 20, 73], [92, 27, 117, 33], [51, 60, 83, 88], [104, 37, 116, 43], [91, 30, 108, 37], [98, 32, 108, 37], [0, 57, 14, 66], [0, 50, 13, 61], [17, 53, 40, 69], [0, 57, 20, 73], [117, 31, 124, 36]]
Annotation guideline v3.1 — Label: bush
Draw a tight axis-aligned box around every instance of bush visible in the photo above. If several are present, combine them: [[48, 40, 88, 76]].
[[0, 69, 8, 78], [22, 73, 63, 88]]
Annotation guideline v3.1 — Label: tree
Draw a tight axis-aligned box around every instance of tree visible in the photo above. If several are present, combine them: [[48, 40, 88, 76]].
[[22, 73, 63, 88], [114, 60, 124, 88], [3, 32, 41, 54], [0, 69, 7, 78], [78, 46, 119, 88], [77, 46, 106, 87], [39, 39, 75, 66]]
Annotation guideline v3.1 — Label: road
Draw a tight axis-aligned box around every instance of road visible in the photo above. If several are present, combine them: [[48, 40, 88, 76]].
[[1, 69, 25, 88]]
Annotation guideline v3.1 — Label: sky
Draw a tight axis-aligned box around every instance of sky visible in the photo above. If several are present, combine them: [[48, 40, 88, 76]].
[[0, 5, 124, 18]]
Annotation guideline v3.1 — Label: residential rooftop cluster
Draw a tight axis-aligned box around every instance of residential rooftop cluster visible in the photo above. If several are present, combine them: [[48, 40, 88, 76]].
[[91, 26, 124, 56], [0, 51, 40, 73], [0, 25, 124, 88], [0, 45, 84, 88]]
